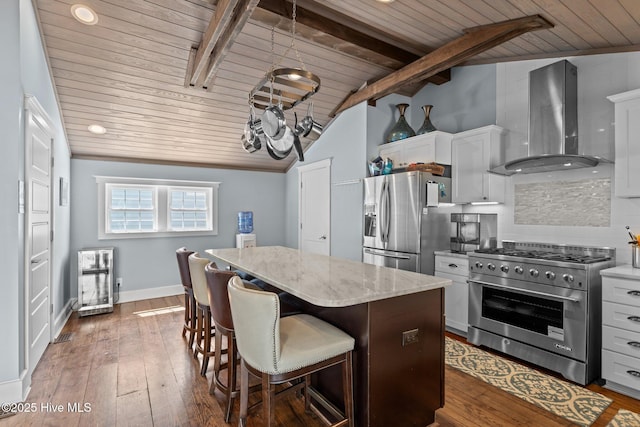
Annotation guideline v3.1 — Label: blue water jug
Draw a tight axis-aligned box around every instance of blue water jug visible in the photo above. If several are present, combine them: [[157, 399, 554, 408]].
[[238, 211, 253, 234]]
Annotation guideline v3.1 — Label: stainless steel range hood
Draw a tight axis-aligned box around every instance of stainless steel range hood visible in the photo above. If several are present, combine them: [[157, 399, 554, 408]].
[[491, 60, 606, 176]]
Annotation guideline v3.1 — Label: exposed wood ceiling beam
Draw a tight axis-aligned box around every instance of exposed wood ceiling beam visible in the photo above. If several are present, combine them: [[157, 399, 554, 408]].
[[188, 0, 260, 89], [334, 15, 554, 116], [253, 0, 451, 86]]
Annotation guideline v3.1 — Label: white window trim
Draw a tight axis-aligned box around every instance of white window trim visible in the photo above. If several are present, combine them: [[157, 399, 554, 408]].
[[96, 176, 220, 240]]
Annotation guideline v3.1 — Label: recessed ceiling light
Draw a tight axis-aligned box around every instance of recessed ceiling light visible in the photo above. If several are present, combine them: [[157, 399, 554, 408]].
[[71, 4, 99, 25], [88, 124, 106, 134], [376, 0, 395, 3]]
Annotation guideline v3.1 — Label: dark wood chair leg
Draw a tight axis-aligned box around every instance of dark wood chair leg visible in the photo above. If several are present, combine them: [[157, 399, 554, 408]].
[[201, 307, 211, 376], [304, 374, 312, 412], [182, 292, 189, 337], [342, 352, 354, 427], [188, 293, 197, 348], [210, 329, 223, 395], [193, 307, 201, 359], [225, 334, 237, 423], [239, 359, 249, 427]]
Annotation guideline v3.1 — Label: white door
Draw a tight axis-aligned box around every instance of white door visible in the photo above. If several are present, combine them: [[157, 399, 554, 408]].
[[25, 96, 54, 377], [298, 159, 331, 255]]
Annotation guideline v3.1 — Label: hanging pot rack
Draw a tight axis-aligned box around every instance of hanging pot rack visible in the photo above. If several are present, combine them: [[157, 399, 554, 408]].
[[249, 68, 321, 110]]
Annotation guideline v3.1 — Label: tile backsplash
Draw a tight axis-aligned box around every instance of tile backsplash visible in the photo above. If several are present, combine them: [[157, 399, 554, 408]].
[[514, 178, 611, 227]]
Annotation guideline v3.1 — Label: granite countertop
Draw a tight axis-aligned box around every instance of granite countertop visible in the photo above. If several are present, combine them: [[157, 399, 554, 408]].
[[601, 265, 640, 280], [206, 246, 451, 307], [434, 250, 469, 259]]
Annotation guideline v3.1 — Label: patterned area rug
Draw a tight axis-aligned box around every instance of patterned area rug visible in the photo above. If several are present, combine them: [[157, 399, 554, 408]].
[[445, 337, 612, 426], [606, 409, 640, 426]]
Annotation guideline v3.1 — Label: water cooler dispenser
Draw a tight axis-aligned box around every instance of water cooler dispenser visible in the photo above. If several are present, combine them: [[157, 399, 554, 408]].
[[236, 211, 256, 248]]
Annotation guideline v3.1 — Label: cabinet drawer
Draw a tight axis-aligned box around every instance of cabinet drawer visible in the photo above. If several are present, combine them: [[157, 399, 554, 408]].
[[603, 301, 640, 333], [603, 325, 640, 358], [434, 256, 469, 277], [603, 276, 640, 306], [602, 349, 640, 392]]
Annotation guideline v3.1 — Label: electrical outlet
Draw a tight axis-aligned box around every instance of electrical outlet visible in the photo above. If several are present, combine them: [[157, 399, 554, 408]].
[[402, 328, 419, 346], [116, 277, 123, 288]]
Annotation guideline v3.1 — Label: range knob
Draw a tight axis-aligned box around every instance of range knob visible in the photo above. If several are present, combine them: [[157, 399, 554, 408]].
[[475, 262, 483, 269], [563, 274, 574, 283], [514, 266, 524, 274], [487, 263, 496, 271], [545, 271, 556, 280], [500, 265, 509, 273], [529, 268, 539, 278]]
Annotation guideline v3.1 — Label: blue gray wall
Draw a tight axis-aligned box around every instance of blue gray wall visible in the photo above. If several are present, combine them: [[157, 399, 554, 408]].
[[0, 0, 71, 402], [71, 159, 286, 296], [285, 102, 368, 261]]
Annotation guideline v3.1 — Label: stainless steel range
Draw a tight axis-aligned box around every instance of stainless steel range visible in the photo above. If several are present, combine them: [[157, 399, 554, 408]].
[[468, 241, 615, 385]]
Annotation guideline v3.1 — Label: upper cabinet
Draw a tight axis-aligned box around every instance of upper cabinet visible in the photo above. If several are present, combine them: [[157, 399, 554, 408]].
[[378, 131, 452, 169], [452, 125, 506, 204], [608, 89, 640, 198]]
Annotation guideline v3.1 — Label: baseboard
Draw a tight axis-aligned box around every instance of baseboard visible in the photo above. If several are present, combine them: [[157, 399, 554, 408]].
[[54, 298, 76, 338], [0, 370, 29, 404], [117, 284, 182, 304]]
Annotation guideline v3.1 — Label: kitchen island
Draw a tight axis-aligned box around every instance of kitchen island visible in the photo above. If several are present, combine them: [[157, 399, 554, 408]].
[[206, 246, 451, 427]]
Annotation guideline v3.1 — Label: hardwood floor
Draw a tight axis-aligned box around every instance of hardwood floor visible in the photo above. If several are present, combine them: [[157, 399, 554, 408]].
[[3, 296, 640, 426]]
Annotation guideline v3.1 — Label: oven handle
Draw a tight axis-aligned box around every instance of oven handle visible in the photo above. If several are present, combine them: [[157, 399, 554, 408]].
[[468, 280, 581, 303]]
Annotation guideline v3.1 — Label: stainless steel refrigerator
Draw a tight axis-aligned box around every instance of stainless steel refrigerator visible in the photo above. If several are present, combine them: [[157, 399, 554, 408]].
[[363, 171, 453, 275]]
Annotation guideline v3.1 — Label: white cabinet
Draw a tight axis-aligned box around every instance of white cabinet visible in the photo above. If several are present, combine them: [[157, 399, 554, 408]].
[[607, 89, 640, 197], [377, 131, 452, 169], [601, 266, 640, 399], [451, 125, 506, 204], [434, 252, 469, 335]]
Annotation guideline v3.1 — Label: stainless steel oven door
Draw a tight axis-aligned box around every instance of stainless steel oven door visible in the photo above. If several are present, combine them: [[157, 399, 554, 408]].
[[468, 276, 588, 361]]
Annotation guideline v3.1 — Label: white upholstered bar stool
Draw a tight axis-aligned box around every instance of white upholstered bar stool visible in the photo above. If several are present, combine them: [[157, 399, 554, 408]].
[[188, 253, 218, 377], [227, 276, 355, 427]]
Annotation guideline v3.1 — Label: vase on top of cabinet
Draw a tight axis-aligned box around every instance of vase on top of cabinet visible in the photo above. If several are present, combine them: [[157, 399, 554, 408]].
[[417, 105, 437, 134], [386, 103, 416, 143]]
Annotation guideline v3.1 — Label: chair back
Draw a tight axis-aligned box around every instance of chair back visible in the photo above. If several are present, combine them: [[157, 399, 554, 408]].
[[205, 264, 236, 331], [176, 247, 195, 289], [228, 276, 281, 373], [188, 253, 215, 305]]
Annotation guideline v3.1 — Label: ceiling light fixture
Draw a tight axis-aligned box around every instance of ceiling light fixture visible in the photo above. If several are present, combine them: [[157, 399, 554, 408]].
[[376, 0, 396, 3], [70, 4, 99, 25], [88, 124, 106, 134]]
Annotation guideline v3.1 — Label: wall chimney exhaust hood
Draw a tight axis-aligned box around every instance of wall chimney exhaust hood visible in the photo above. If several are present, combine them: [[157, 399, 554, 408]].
[[491, 60, 607, 176]]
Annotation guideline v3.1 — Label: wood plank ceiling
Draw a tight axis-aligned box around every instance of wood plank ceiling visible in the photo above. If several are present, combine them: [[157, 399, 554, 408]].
[[35, 0, 640, 173]]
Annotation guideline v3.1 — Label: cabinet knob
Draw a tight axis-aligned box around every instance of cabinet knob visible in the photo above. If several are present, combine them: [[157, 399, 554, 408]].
[[627, 341, 640, 348], [448, 263, 458, 268], [627, 370, 640, 378], [628, 316, 640, 323], [628, 290, 640, 297]]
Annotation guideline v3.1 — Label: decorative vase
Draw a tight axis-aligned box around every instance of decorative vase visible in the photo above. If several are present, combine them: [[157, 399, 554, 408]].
[[386, 103, 416, 143], [417, 105, 437, 134]]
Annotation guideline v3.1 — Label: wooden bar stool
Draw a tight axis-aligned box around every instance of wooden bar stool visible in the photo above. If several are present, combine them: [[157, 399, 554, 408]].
[[176, 247, 197, 349], [205, 264, 242, 422], [227, 276, 355, 427], [188, 253, 219, 377]]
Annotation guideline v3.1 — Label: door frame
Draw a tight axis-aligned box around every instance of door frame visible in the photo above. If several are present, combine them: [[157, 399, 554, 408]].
[[297, 158, 331, 253], [23, 94, 56, 378]]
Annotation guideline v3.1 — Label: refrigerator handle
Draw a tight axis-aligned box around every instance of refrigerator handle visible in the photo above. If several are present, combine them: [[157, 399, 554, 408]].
[[380, 179, 390, 243], [378, 179, 387, 243]]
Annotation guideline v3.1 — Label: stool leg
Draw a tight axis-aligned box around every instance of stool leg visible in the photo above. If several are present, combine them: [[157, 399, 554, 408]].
[[262, 374, 275, 427], [193, 307, 201, 359], [188, 293, 197, 348], [201, 307, 211, 376], [304, 374, 312, 412], [224, 334, 237, 423], [342, 351, 354, 427], [210, 328, 223, 395], [182, 292, 189, 337], [239, 359, 249, 427]]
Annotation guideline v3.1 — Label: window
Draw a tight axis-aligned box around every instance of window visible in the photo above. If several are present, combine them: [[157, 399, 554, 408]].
[[96, 176, 219, 239]]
